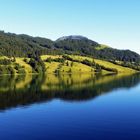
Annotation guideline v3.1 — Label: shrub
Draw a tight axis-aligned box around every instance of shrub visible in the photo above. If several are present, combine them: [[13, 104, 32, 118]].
[[0, 59, 11, 65], [7, 66, 15, 75], [45, 57, 52, 63], [29, 57, 46, 73]]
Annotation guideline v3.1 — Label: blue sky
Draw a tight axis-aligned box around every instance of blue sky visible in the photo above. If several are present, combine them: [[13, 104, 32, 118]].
[[0, 0, 140, 53]]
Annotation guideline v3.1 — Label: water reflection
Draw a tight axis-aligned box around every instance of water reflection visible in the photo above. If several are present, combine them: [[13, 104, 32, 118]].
[[0, 73, 140, 111]]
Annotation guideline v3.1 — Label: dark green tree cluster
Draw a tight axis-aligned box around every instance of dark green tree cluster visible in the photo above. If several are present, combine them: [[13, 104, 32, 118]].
[[14, 63, 26, 74], [121, 61, 140, 71], [0, 66, 15, 75], [0, 59, 11, 65], [82, 59, 95, 67], [45, 57, 65, 63], [29, 57, 46, 73]]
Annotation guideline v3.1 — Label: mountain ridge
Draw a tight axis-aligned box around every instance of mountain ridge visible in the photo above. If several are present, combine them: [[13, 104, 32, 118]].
[[0, 31, 140, 63], [57, 35, 90, 41]]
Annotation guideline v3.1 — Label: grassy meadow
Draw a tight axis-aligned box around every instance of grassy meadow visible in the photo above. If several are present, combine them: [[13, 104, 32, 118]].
[[0, 54, 137, 76]]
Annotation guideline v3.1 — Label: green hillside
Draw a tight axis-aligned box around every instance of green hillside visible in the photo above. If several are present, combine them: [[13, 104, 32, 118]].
[[0, 31, 140, 75], [0, 31, 140, 63], [0, 55, 137, 75]]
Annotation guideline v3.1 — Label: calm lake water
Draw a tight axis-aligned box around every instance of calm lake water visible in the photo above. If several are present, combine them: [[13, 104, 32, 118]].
[[0, 73, 140, 140]]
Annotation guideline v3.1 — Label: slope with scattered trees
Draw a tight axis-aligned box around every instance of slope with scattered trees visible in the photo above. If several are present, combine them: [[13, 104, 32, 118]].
[[0, 31, 140, 75]]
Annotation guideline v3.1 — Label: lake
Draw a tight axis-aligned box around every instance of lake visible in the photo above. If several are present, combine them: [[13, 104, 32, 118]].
[[0, 73, 140, 140]]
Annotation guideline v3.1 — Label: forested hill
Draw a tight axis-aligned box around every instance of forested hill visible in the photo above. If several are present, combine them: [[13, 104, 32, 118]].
[[0, 31, 140, 63]]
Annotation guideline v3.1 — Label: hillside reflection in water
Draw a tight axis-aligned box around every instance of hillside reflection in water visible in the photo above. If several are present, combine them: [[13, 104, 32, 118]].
[[0, 73, 140, 111]]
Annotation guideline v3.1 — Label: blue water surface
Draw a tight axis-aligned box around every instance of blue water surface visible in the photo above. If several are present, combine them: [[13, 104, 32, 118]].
[[0, 74, 140, 140]]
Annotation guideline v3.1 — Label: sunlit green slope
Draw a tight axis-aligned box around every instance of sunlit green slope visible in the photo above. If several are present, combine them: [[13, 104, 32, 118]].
[[0, 54, 138, 75]]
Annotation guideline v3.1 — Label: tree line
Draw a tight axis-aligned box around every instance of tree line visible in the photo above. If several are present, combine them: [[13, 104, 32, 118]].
[[0, 31, 139, 66]]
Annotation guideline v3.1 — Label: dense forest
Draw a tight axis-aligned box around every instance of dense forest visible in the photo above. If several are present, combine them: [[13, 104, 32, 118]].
[[0, 31, 140, 63]]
